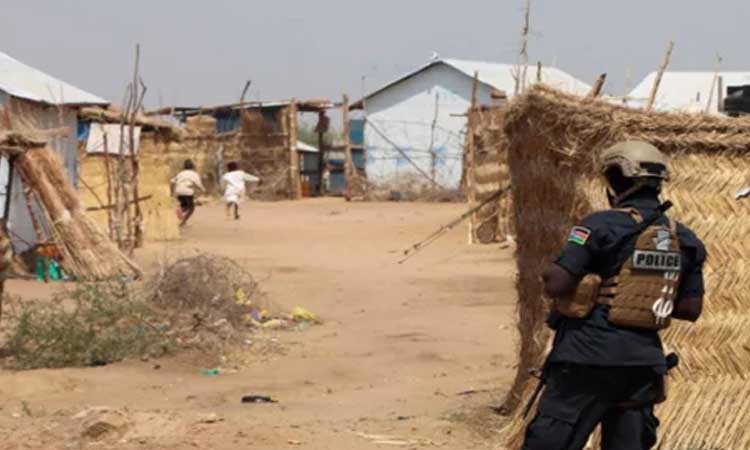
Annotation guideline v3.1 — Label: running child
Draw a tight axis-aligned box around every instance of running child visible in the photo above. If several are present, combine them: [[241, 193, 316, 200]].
[[221, 162, 260, 220]]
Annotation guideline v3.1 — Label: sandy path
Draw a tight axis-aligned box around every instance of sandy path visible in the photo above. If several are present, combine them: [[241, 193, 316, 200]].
[[0, 198, 518, 450]]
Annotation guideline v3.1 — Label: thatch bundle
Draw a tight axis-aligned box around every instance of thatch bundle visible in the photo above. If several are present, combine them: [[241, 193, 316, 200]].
[[466, 105, 513, 243], [78, 106, 184, 141], [500, 85, 750, 449], [14, 142, 141, 280]]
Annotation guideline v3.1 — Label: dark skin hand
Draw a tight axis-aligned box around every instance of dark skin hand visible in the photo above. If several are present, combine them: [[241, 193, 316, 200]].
[[541, 263, 579, 298], [541, 262, 703, 322], [672, 297, 702, 322]]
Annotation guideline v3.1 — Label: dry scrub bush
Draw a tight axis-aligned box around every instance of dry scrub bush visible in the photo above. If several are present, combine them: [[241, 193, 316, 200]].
[[3, 282, 170, 369], [0, 253, 303, 370]]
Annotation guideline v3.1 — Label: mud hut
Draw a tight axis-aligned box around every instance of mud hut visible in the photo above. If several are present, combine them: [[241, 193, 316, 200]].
[[147, 98, 339, 200], [501, 85, 750, 449], [77, 106, 186, 242]]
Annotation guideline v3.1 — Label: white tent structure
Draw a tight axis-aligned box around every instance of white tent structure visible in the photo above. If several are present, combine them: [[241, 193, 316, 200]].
[[352, 58, 591, 189], [0, 51, 108, 252], [627, 71, 750, 114]]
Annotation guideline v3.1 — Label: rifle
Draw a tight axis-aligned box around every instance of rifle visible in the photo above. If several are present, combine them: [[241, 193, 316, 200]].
[[398, 187, 508, 264]]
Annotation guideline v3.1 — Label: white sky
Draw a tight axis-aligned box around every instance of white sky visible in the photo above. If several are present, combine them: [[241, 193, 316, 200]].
[[2, 0, 748, 108]]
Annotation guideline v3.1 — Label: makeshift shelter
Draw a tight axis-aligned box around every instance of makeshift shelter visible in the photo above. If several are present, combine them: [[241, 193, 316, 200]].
[[148, 98, 343, 199], [501, 85, 750, 449], [350, 58, 591, 191], [0, 51, 109, 253], [0, 131, 140, 280], [77, 106, 186, 242]]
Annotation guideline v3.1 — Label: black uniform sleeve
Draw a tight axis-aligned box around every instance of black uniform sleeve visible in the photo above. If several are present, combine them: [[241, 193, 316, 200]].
[[555, 214, 608, 277], [677, 235, 707, 299]]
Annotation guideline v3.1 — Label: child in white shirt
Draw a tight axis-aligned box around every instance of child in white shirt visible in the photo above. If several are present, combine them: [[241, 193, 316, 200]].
[[221, 161, 260, 220], [170, 159, 205, 227]]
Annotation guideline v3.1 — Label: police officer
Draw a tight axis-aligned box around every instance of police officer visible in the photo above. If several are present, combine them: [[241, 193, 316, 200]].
[[521, 141, 706, 450]]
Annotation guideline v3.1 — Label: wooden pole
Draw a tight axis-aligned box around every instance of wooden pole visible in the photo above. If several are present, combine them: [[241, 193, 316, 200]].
[[536, 61, 542, 83], [518, 0, 531, 94], [86, 194, 153, 212], [646, 41, 674, 112], [705, 52, 723, 114], [102, 129, 114, 240], [467, 72, 480, 244], [587, 73, 607, 98], [128, 44, 146, 252], [316, 110, 326, 196], [0, 158, 13, 324], [342, 94, 353, 201], [428, 92, 440, 183], [114, 83, 134, 249], [288, 99, 301, 199]]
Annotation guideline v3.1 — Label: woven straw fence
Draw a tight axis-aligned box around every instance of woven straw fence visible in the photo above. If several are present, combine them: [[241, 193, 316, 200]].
[[467, 105, 513, 243], [499, 85, 750, 450]]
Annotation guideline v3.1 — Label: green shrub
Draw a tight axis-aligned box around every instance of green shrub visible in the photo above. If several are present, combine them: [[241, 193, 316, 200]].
[[3, 281, 171, 369]]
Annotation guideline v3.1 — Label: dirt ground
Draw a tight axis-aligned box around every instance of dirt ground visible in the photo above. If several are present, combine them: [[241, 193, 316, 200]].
[[0, 198, 519, 450]]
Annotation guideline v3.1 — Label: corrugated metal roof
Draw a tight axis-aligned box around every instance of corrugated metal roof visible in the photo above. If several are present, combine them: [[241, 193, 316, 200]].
[[150, 99, 337, 117], [443, 58, 592, 97], [352, 58, 591, 108], [0, 51, 108, 106], [628, 71, 750, 114]]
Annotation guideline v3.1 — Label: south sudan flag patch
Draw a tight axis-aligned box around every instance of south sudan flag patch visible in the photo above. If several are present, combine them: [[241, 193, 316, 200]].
[[568, 226, 591, 245]]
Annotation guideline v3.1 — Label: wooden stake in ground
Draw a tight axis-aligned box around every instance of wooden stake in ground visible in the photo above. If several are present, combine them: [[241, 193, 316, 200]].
[[705, 52, 723, 114], [536, 61, 542, 83], [588, 73, 607, 98], [342, 94, 354, 201], [288, 99, 301, 199], [316, 109, 326, 196], [102, 131, 114, 240], [466, 72, 480, 244], [128, 44, 147, 253], [646, 41, 674, 111], [428, 92, 440, 183]]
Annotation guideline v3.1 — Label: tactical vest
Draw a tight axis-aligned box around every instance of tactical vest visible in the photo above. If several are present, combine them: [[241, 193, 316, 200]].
[[596, 209, 682, 330]]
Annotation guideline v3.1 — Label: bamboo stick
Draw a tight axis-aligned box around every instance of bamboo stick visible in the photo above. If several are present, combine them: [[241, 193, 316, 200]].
[[288, 99, 301, 199], [646, 41, 674, 111]]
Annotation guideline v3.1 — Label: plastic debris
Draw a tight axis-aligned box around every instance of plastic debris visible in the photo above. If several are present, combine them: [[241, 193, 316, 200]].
[[201, 368, 220, 377], [291, 306, 316, 322], [262, 319, 286, 329], [241, 395, 277, 404]]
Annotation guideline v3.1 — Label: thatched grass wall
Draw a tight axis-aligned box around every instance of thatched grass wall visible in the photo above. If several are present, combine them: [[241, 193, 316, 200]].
[[466, 104, 512, 243], [501, 85, 750, 449], [77, 132, 215, 242]]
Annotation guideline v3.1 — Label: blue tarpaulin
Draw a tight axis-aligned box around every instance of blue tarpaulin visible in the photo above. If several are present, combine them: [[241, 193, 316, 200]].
[[77, 121, 90, 142]]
